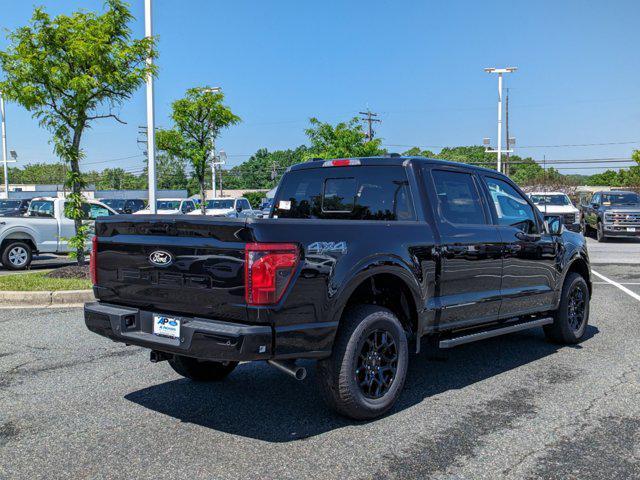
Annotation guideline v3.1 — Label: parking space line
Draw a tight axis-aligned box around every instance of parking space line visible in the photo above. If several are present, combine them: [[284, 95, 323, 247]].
[[592, 270, 640, 302]]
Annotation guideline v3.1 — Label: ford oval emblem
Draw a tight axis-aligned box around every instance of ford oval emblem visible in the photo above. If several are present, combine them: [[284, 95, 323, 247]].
[[149, 250, 173, 267]]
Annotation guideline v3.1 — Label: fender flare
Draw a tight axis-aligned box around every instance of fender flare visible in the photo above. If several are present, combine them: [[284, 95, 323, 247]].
[[327, 254, 423, 328], [0, 227, 39, 251], [554, 252, 591, 308]]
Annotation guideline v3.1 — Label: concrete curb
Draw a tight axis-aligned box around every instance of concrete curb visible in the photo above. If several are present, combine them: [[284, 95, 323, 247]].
[[0, 289, 94, 307]]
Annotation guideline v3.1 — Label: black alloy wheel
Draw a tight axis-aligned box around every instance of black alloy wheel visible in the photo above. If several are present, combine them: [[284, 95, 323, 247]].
[[567, 284, 586, 331], [356, 329, 399, 399]]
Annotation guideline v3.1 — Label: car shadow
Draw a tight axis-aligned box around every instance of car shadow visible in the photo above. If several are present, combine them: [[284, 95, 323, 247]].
[[125, 325, 599, 443]]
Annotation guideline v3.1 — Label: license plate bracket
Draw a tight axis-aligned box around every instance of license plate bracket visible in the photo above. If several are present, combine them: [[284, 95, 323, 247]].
[[153, 315, 181, 339]]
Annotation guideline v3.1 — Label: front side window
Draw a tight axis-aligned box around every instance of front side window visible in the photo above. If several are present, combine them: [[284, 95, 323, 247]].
[[485, 177, 538, 233], [430, 170, 486, 225], [239, 199, 251, 210], [83, 203, 114, 220]]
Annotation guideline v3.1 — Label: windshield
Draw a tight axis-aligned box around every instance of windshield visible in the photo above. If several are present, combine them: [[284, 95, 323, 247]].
[[529, 194, 571, 206], [0, 200, 21, 209], [156, 201, 181, 210], [206, 199, 234, 209], [101, 199, 125, 209], [602, 193, 640, 205]]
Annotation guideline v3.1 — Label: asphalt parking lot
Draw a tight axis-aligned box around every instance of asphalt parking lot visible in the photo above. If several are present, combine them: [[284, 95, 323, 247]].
[[1, 238, 639, 479]]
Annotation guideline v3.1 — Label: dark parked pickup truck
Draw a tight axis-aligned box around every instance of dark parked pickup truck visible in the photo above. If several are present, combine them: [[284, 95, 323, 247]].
[[579, 190, 640, 242], [85, 157, 592, 419]]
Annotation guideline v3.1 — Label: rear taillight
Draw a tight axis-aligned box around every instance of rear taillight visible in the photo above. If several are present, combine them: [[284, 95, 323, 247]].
[[245, 243, 299, 306], [90, 236, 98, 285]]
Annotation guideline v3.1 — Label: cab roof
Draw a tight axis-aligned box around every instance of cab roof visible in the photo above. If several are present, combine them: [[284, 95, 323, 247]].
[[288, 156, 501, 175]]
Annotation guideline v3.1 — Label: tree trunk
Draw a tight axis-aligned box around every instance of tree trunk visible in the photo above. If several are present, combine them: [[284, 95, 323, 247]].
[[200, 178, 206, 215], [69, 125, 85, 266]]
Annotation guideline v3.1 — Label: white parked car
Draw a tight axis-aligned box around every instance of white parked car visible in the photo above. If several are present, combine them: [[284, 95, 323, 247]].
[[0, 197, 117, 270], [133, 198, 197, 215], [528, 192, 581, 232], [187, 197, 260, 217]]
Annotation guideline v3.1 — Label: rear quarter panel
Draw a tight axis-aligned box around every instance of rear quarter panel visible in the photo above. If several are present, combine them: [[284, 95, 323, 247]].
[[247, 218, 436, 356]]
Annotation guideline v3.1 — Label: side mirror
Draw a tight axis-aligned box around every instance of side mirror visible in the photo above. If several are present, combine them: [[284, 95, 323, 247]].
[[546, 216, 564, 236]]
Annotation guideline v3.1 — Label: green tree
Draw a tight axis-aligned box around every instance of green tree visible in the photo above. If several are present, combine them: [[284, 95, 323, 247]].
[[0, 0, 156, 264], [8, 162, 67, 184], [156, 88, 240, 214], [223, 146, 308, 189], [95, 167, 145, 190], [401, 146, 436, 157], [304, 117, 384, 159], [142, 153, 189, 190]]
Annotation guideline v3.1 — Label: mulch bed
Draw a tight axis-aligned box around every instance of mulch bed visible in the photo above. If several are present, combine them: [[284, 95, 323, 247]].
[[46, 265, 90, 280]]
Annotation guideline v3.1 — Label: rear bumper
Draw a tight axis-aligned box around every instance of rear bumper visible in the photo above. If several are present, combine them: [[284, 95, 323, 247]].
[[85, 302, 272, 362], [84, 302, 336, 362]]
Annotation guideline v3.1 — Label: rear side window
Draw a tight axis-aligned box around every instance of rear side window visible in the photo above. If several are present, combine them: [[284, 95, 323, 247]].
[[430, 170, 486, 225], [274, 166, 415, 221]]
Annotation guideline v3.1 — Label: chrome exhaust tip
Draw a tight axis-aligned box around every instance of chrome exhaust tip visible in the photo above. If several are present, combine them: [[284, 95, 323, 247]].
[[268, 360, 307, 380]]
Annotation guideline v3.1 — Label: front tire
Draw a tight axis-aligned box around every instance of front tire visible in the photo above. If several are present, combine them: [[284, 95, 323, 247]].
[[168, 355, 238, 381], [1, 241, 33, 270], [544, 272, 590, 344], [596, 222, 607, 242], [317, 305, 409, 420]]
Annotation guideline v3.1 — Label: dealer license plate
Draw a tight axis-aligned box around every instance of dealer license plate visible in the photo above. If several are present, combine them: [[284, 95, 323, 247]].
[[153, 315, 181, 339]]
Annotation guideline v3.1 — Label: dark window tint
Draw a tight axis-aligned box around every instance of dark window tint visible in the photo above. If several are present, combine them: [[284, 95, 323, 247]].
[[485, 177, 538, 234], [431, 170, 486, 225], [323, 178, 356, 212], [274, 166, 415, 221]]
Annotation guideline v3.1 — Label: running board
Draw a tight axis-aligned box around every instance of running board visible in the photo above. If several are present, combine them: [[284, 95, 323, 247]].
[[438, 317, 553, 349]]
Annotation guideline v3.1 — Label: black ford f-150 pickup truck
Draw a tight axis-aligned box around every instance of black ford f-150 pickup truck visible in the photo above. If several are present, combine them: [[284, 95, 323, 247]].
[[579, 190, 640, 242], [85, 157, 592, 419]]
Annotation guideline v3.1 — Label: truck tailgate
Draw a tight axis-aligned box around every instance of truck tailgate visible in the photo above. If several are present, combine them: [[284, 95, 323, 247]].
[[93, 215, 253, 322]]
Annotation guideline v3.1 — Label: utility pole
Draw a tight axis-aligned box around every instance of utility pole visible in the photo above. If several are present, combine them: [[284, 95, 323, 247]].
[[505, 88, 510, 176], [144, 0, 157, 213], [0, 92, 9, 199], [484, 67, 517, 174], [359, 109, 381, 141]]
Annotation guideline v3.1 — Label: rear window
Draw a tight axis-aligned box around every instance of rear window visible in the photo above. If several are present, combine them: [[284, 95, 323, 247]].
[[273, 166, 415, 221]]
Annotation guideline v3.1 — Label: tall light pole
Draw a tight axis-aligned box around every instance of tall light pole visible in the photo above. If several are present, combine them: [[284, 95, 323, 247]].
[[0, 92, 9, 199], [199, 87, 222, 195], [144, 0, 157, 213], [484, 67, 517, 174]]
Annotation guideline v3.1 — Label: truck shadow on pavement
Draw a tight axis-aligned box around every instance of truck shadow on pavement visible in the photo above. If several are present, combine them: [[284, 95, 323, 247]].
[[125, 326, 598, 443]]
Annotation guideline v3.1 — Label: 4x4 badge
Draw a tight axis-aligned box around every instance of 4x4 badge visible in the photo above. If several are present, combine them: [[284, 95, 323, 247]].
[[308, 241, 347, 255]]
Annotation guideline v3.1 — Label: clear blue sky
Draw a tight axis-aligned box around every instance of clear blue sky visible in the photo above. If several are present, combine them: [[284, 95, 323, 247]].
[[1, 0, 639, 175]]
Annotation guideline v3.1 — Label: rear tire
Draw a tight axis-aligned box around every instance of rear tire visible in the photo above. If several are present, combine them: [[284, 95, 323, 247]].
[[168, 355, 238, 381], [317, 305, 409, 420], [544, 272, 589, 344], [1, 241, 33, 270]]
